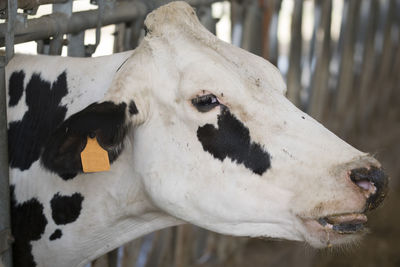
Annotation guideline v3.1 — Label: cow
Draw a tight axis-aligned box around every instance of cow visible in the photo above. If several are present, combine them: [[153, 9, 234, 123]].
[[5, 2, 388, 267]]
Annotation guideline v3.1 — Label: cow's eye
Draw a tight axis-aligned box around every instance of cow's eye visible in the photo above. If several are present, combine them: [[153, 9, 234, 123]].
[[191, 94, 220, 112]]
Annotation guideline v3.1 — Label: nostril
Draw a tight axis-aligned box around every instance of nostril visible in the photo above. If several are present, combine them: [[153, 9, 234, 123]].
[[350, 168, 372, 183], [350, 167, 385, 189], [349, 166, 388, 211], [355, 180, 374, 191]]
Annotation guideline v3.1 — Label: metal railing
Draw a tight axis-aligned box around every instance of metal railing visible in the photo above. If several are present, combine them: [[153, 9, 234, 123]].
[[0, 0, 17, 265]]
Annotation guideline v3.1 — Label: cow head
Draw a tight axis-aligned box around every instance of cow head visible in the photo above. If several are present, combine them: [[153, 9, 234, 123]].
[[42, 1, 387, 249]]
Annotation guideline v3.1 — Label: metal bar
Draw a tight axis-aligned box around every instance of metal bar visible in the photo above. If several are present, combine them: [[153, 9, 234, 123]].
[[387, 48, 400, 106], [143, 0, 220, 13], [36, 39, 50, 54], [198, 5, 217, 35], [129, 17, 145, 50], [231, 1, 244, 48], [371, 0, 396, 118], [241, 0, 263, 56], [0, 57, 13, 267], [0, 0, 15, 264], [151, 0, 220, 8], [68, 31, 85, 57], [173, 226, 193, 267], [304, 0, 318, 111], [340, 0, 372, 132], [185, 0, 220, 6], [121, 238, 144, 267], [5, 0, 17, 61], [334, 0, 361, 135], [328, 0, 348, 102], [106, 248, 118, 267], [113, 23, 126, 53], [50, 0, 73, 55], [0, 0, 67, 12], [260, 0, 276, 60], [357, 0, 379, 130], [309, 0, 332, 120], [96, 0, 105, 47], [0, 1, 148, 46], [143, 229, 173, 267], [389, 0, 400, 108], [84, 0, 105, 57], [123, 22, 134, 51], [0, 229, 12, 254], [267, 0, 282, 66], [286, 0, 303, 107]]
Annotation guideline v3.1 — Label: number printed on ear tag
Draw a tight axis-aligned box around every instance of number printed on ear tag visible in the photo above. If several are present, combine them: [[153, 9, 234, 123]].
[[81, 137, 110, 173]]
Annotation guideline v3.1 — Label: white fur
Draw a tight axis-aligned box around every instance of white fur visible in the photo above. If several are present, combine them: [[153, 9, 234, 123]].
[[6, 2, 381, 267]]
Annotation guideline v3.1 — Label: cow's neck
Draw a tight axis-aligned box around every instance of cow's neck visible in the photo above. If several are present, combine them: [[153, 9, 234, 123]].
[[74, 150, 183, 266], [7, 53, 182, 267], [11, 143, 182, 267], [83, 215, 180, 264]]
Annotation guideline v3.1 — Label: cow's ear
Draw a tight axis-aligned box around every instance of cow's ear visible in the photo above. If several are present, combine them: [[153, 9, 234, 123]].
[[41, 101, 130, 180]]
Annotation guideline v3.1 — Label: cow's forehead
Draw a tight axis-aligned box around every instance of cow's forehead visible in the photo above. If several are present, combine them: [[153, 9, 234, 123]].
[[143, 1, 287, 96], [179, 58, 246, 97]]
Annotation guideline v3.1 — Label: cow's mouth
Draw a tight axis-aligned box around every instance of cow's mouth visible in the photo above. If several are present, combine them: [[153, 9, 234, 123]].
[[316, 213, 367, 234], [302, 212, 368, 247]]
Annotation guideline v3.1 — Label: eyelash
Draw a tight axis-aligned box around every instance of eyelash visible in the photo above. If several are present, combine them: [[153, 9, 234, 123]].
[[191, 94, 220, 113]]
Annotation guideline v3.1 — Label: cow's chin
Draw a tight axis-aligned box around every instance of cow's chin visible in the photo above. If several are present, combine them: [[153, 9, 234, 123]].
[[301, 212, 368, 248]]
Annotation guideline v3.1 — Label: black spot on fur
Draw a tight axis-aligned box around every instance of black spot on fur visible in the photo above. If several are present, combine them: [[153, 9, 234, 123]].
[[60, 173, 78, 181], [8, 70, 25, 107], [197, 107, 271, 175], [50, 192, 84, 225], [10, 186, 48, 267], [41, 101, 128, 180], [129, 100, 138, 115], [49, 229, 62, 241], [8, 72, 68, 171]]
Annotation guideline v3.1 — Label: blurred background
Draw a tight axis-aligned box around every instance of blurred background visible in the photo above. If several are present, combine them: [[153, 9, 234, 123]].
[[1, 0, 399, 266]]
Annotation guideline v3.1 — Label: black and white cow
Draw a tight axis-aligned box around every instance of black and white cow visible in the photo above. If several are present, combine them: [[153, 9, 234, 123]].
[[5, 2, 388, 267]]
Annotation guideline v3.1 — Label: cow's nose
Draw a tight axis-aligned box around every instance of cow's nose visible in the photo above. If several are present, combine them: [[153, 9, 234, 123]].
[[350, 167, 388, 211]]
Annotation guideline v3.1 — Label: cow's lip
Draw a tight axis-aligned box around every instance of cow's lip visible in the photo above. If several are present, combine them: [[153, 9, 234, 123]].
[[316, 213, 367, 234], [301, 212, 368, 247]]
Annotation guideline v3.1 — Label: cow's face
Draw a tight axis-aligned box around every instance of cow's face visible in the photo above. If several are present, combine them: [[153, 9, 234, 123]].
[[43, 2, 387, 249], [104, 2, 387, 248]]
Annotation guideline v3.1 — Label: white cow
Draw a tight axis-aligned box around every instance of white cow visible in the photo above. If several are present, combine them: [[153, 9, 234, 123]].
[[6, 2, 387, 267]]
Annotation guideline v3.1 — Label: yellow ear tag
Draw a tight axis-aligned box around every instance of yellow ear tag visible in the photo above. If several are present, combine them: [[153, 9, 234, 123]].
[[81, 137, 110, 173]]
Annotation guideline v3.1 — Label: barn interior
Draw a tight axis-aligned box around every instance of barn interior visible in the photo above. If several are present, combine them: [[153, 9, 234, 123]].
[[1, 0, 399, 267]]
